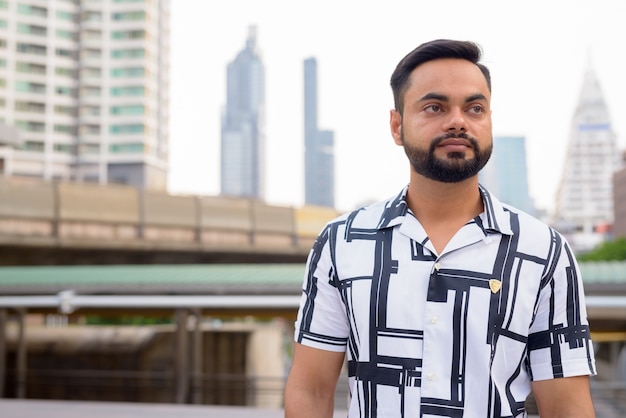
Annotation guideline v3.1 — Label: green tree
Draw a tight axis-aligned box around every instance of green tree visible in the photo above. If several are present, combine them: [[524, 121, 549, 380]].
[[578, 237, 626, 261]]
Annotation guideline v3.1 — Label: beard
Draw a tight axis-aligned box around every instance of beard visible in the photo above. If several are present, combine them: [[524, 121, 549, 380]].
[[402, 131, 492, 183]]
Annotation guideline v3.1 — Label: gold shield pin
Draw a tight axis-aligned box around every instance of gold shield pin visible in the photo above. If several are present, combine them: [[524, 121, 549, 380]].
[[489, 279, 502, 294]]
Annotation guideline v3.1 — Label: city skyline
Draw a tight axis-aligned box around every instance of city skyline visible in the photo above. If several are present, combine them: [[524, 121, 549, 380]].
[[168, 0, 626, 213]]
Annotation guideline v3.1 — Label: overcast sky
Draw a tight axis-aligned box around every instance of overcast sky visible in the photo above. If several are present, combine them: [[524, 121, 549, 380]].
[[167, 0, 626, 214]]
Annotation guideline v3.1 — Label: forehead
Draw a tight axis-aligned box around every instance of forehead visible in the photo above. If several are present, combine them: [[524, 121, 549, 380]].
[[406, 58, 491, 101]]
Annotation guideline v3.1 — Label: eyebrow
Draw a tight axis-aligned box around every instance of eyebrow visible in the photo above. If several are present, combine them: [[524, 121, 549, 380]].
[[419, 92, 488, 103]]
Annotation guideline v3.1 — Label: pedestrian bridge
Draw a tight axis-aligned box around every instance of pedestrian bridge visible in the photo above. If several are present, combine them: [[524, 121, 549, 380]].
[[0, 177, 341, 265]]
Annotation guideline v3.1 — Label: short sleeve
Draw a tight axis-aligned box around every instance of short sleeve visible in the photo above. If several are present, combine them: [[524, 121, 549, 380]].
[[293, 224, 349, 352], [527, 237, 596, 381]]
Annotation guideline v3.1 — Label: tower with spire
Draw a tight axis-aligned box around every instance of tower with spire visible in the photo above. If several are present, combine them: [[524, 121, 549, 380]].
[[553, 64, 622, 252], [220, 26, 266, 199]]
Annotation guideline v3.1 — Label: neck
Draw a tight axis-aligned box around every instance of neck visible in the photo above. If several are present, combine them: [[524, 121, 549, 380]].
[[406, 175, 484, 253]]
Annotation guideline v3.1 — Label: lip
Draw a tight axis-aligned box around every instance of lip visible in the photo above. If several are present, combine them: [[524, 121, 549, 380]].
[[437, 138, 471, 151]]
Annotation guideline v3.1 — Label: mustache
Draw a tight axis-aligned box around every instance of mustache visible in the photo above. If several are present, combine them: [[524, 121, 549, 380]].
[[430, 132, 478, 150]]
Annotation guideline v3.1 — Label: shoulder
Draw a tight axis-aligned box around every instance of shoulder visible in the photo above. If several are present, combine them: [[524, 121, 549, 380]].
[[325, 190, 408, 231]]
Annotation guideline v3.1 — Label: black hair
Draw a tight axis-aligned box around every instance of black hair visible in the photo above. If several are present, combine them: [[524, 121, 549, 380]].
[[390, 39, 491, 113]]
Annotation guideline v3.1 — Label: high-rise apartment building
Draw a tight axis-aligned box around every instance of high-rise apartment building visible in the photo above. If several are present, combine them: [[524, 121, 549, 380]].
[[303, 57, 334, 208], [220, 26, 265, 199], [553, 67, 622, 251], [0, 0, 170, 190], [479, 136, 535, 215]]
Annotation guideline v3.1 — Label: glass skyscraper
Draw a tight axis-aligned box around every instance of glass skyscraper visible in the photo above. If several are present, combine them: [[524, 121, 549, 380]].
[[303, 57, 334, 208], [479, 136, 535, 215], [0, 0, 170, 190], [220, 26, 265, 199]]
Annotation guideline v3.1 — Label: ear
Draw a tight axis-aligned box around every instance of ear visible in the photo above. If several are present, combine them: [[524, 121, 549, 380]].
[[390, 109, 403, 146]]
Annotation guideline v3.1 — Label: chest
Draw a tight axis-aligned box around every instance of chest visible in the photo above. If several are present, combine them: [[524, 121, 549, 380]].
[[332, 229, 544, 344]]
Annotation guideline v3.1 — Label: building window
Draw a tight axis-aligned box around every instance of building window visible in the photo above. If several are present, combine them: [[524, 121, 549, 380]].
[[82, 11, 102, 22], [80, 124, 100, 135], [16, 62, 46, 75], [82, 86, 101, 97], [17, 23, 47, 36], [56, 11, 75, 21], [16, 81, 45, 93], [54, 143, 73, 153], [17, 42, 47, 56], [56, 29, 75, 40], [80, 105, 100, 116], [79, 143, 100, 155], [81, 67, 101, 78], [110, 104, 144, 115], [55, 67, 75, 77], [23, 141, 45, 152], [0, 58, 6, 68], [111, 48, 145, 59], [0, 1, 7, 9], [82, 29, 101, 40], [55, 86, 74, 96], [111, 67, 144, 78], [54, 105, 75, 115], [82, 48, 101, 59], [56, 48, 75, 59], [0, 19, 7, 29], [110, 86, 144, 96], [109, 143, 144, 153], [18, 4, 48, 18], [54, 124, 74, 134], [15, 101, 46, 113], [16, 121, 45, 133], [112, 11, 145, 21], [110, 124, 144, 134], [111, 30, 145, 40]]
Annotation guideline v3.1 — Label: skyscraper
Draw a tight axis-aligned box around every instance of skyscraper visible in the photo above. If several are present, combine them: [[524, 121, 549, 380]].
[[0, 0, 170, 190], [303, 57, 334, 208], [221, 26, 265, 199], [553, 66, 622, 251], [479, 136, 535, 215]]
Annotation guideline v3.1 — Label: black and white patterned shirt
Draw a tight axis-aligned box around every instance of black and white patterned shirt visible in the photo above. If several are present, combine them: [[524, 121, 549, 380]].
[[294, 185, 596, 418]]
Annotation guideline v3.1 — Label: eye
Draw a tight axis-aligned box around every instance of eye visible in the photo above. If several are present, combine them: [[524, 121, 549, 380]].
[[468, 105, 485, 114], [424, 104, 442, 113]]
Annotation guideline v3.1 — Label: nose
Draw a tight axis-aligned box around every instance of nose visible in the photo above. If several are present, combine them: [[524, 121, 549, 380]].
[[443, 108, 467, 132]]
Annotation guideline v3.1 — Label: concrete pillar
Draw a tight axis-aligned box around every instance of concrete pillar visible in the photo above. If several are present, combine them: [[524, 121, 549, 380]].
[[191, 309, 203, 404], [175, 309, 189, 403], [0, 309, 6, 398], [16, 308, 26, 399]]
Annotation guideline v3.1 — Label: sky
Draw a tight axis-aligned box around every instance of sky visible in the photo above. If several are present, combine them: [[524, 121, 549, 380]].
[[167, 0, 626, 214]]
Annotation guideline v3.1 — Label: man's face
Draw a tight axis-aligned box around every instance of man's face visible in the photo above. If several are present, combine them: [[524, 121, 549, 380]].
[[390, 58, 493, 183]]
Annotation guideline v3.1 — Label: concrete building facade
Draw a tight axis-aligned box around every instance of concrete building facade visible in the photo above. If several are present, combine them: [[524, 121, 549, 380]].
[[0, 0, 170, 190]]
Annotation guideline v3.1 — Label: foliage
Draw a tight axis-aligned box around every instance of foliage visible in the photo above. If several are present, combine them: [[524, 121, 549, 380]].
[[577, 237, 626, 261]]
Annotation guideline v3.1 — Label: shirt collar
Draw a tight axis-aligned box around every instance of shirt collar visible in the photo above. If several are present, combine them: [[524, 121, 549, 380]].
[[375, 184, 513, 236]]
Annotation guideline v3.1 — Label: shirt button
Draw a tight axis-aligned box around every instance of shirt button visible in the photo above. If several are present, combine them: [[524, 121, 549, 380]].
[[427, 373, 435, 381], [434, 262, 441, 271], [431, 316, 438, 324]]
